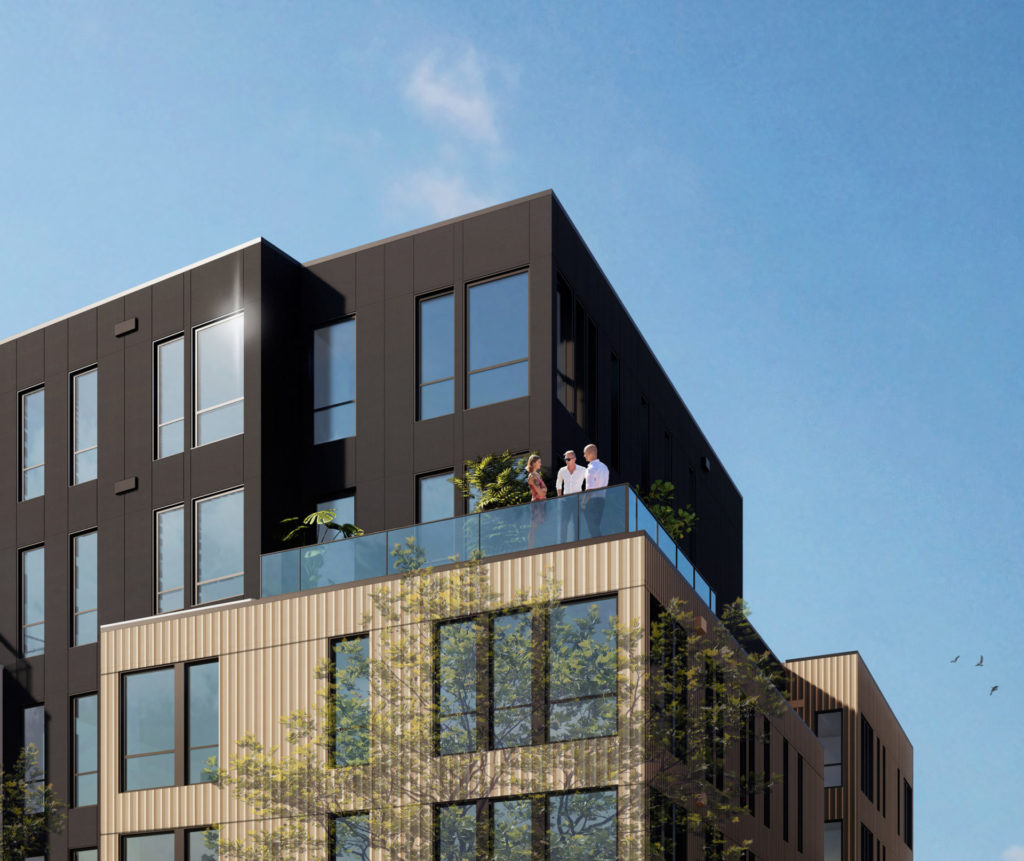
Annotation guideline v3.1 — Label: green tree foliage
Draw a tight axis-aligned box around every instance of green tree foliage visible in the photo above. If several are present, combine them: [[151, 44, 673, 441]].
[[214, 544, 783, 860], [0, 745, 66, 861], [642, 479, 698, 544], [451, 450, 551, 512]]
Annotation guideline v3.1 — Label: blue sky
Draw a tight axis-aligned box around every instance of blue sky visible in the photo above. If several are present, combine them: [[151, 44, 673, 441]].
[[2, 3, 1022, 857]]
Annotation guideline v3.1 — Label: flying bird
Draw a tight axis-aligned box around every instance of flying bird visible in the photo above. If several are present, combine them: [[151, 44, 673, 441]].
[[990, 685, 998, 696], [950, 655, 960, 663], [975, 656, 984, 667]]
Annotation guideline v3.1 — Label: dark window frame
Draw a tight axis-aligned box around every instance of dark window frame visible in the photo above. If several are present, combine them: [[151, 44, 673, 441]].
[[193, 311, 245, 448], [816, 708, 843, 788], [155, 333, 186, 459], [312, 315, 356, 444], [417, 289, 455, 421], [465, 269, 530, 410], [330, 635, 370, 768], [21, 544, 45, 657], [72, 692, 99, 807], [71, 529, 99, 647], [20, 385, 45, 501], [70, 365, 99, 485]]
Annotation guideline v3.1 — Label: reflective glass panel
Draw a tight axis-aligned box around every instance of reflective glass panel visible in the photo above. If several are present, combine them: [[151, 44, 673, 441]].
[[22, 546, 45, 656], [438, 804, 476, 861], [188, 662, 219, 783], [22, 388, 45, 499], [438, 621, 477, 755], [333, 814, 370, 861], [493, 798, 532, 860], [548, 598, 617, 741], [73, 851, 98, 861], [467, 272, 528, 373], [196, 314, 244, 445], [824, 821, 842, 861], [188, 829, 219, 861], [492, 612, 533, 749], [419, 378, 454, 422], [314, 319, 356, 443], [74, 531, 98, 646], [333, 637, 369, 767], [124, 667, 175, 790], [157, 336, 185, 458], [73, 369, 98, 483], [74, 694, 98, 806], [318, 495, 356, 542], [196, 489, 244, 604], [467, 360, 528, 409], [157, 506, 185, 613], [548, 790, 617, 860], [418, 471, 454, 523], [124, 833, 174, 861], [419, 293, 453, 419], [818, 711, 842, 788]]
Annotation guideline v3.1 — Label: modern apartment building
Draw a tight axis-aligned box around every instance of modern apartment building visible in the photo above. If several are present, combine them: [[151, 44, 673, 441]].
[[0, 190, 909, 859], [786, 653, 914, 861]]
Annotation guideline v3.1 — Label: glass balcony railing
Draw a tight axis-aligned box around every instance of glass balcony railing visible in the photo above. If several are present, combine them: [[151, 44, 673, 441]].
[[261, 484, 717, 612]]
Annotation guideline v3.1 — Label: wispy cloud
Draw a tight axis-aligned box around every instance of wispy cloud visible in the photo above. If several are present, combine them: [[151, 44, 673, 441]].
[[405, 49, 499, 147], [1003, 847, 1024, 861], [392, 170, 492, 221]]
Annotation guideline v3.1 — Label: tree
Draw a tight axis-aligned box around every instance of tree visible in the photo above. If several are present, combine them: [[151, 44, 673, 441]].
[[0, 745, 66, 861], [213, 544, 783, 860], [451, 450, 549, 512], [642, 479, 698, 545]]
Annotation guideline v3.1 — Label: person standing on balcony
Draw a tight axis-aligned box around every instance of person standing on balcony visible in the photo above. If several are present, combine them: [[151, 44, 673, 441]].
[[555, 449, 586, 541], [582, 443, 609, 536], [527, 454, 547, 547]]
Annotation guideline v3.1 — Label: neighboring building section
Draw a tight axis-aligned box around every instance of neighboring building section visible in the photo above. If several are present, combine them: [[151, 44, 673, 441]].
[[787, 652, 914, 861]]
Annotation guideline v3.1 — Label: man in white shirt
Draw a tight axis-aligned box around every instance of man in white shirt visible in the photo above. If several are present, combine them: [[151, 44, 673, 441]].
[[556, 450, 586, 496], [582, 443, 610, 536], [555, 450, 586, 541]]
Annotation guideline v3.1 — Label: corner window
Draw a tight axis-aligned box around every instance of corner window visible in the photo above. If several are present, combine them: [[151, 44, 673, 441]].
[[195, 314, 244, 446], [435, 790, 617, 860], [156, 335, 185, 457], [817, 709, 842, 788], [195, 488, 244, 604], [418, 471, 454, 523], [436, 596, 617, 753], [467, 271, 528, 408], [72, 531, 98, 646], [418, 292, 454, 420], [21, 387, 45, 500], [21, 546, 45, 657], [314, 318, 356, 443], [332, 637, 369, 767], [74, 693, 98, 805], [156, 505, 185, 613], [72, 368, 98, 483]]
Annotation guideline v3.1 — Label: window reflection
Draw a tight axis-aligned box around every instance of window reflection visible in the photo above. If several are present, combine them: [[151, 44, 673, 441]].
[[314, 319, 356, 443], [196, 489, 244, 604], [418, 292, 454, 420], [467, 272, 529, 408], [73, 531, 98, 645], [123, 668, 175, 790], [196, 314, 244, 446], [72, 368, 98, 483], [21, 388, 45, 499], [418, 472, 454, 523]]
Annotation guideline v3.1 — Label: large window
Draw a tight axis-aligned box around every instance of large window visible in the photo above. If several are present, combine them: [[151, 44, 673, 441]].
[[436, 790, 617, 860], [418, 292, 454, 420], [123, 667, 175, 790], [73, 531, 98, 646], [436, 596, 617, 754], [22, 546, 45, 656], [123, 661, 219, 791], [418, 471, 454, 523], [824, 820, 843, 861], [467, 271, 528, 408], [72, 368, 98, 483], [156, 336, 185, 457], [314, 318, 356, 443], [817, 710, 843, 788], [332, 637, 369, 767], [157, 505, 185, 613], [195, 488, 244, 604], [187, 662, 219, 783], [195, 314, 244, 446], [21, 387, 45, 500], [74, 694, 98, 805], [332, 813, 370, 861]]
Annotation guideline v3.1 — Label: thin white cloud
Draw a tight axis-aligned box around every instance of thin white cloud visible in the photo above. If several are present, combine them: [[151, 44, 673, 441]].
[[1003, 847, 1024, 861], [405, 49, 499, 147], [394, 170, 491, 221]]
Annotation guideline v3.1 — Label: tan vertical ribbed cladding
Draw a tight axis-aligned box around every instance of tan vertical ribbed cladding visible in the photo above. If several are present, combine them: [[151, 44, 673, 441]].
[[787, 652, 914, 861], [101, 537, 653, 858]]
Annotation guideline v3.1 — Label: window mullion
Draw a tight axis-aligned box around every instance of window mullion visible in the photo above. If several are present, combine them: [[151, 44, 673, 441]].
[[175, 663, 186, 787]]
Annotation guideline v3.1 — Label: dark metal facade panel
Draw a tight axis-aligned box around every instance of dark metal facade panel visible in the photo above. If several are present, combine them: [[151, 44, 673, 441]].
[[151, 274, 186, 341], [67, 481, 98, 535], [0, 341, 15, 392], [16, 328, 45, 388], [67, 308, 98, 372], [413, 224, 456, 293], [462, 201, 531, 281]]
